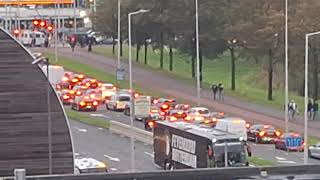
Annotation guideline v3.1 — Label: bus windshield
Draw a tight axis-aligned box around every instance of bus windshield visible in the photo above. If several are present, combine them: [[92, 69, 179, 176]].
[[215, 152, 246, 167]]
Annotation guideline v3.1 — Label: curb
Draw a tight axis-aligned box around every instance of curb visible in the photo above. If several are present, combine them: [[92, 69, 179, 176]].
[[109, 120, 153, 145]]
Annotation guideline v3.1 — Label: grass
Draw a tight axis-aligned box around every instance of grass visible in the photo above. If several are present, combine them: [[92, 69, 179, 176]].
[[93, 45, 305, 111], [248, 157, 275, 166], [309, 137, 319, 145], [65, 109, 110, 128]]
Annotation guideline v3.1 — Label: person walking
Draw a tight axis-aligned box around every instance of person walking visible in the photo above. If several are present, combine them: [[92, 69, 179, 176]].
[[313, 99, 318, 120], [307, 99, 314, 120], [211, 84, 218, 100], [218, 83, 224, 100], [88, 37, 92, 52]]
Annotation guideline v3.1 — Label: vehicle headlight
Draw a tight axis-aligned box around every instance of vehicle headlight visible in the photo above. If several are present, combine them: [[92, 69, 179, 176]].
[[239, 137, 244, 141], [212, 138, 217, 143], [309, 146, 315, 149]]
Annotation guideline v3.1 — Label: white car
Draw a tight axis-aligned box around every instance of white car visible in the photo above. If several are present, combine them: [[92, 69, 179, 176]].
[[100, 83, 117, 100], [106, 93, 130, 111], [309, 143, 320, 159], [19, 30, 46, 46], [187, 107, 210, 121]]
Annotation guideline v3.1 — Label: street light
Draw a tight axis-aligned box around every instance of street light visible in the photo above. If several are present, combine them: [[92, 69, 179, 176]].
[[195, 0, 201, 106], [117, 0, 121, 69], [128, 8, 149, 172], [304, 31, 320, 165], [31, 57, 52, 174], [285, 0, 289, 133]]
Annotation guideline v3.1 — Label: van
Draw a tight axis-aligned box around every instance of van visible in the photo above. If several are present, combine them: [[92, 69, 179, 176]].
[[41, 65, 65, 86], [215, 117, 247, 141], [106, 93, 130, 111], [19, 30, 46, 46]]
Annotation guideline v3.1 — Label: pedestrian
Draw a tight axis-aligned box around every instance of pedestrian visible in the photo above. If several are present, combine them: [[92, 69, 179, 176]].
[[307, 99, 314, 120], [288, 100, 298, 120], [218, 83, 224, 100], [313, 99, 318, 120], [44, 35, 49, 48], [88, 38, 92, 52], [211, 83, 218, 100]]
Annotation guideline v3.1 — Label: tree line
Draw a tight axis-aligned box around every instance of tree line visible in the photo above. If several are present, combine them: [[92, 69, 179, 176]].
[[94, 0, 320, 101]]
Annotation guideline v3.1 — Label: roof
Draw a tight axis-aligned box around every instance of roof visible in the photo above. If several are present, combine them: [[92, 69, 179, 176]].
[[158, 121, 240, 141], [75, 158, 106, 170], [191, 107, 209, 111]]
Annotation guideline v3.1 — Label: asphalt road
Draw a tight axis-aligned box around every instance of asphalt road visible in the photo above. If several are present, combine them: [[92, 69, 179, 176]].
[[69, 104, 320, 166], [69, 118, 158, 172], [38, 47, 320, 138]]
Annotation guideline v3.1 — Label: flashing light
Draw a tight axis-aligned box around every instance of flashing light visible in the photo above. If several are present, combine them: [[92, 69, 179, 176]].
[[170, 116, 177, 122], [275, 131, 281, 137], [259, 131, 265, 137], [39, 21, 46, 27], [47, 25, 53, 32], [292, 133, 300, 137], [33, 20, 40, 26], [147, 121, 155, 128], [72, 78, 78, 83], [245, 123, 251, 129], [184, 116, 191, 121], [93, 101, 99, 106], [62, 76, 69, 82], [80, 101, 86, 106], [13, 29, 20, 35]]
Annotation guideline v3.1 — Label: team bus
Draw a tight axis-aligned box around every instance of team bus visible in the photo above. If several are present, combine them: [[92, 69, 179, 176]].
[[153, 121, 251, 170]]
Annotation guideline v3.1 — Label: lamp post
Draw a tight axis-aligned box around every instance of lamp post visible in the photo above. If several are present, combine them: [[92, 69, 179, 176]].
[[128, 9, 149, 172], [228, 38, 238, 91], [117, 0, 121, 68], [73, 0, 76, 33], [195, 0, 201, 106], [304, 31, 320, 165], [31, 57, 52, 174], [55, 0, 58, 62], [284, 0, 289, 133]]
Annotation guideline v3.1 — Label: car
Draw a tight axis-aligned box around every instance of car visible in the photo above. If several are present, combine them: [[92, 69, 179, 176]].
[[174, 104, 191, 111], [57, 74, 85, 90], [85, 89, 105, 104], [71, 95, 99, 111], [187, 107, 211, 121], [75, 154, 108, 174], [106, 93, 130, 111], [165, 109, 189, 122], [81, 78, 102, 89], [59, 89, 76, 105], [247, 124, 281, 143], [153, 98, 176, 108], [72, 85, 89, 97], [274, 132, 304, 151], [100, 83, 117, 100], [308, 143, 320, 159]]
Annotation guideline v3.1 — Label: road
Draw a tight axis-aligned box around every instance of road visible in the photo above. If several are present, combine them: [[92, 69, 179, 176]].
[[69, 104, 320, 167], [39, 47, 320, 138], [69, 118, 158, 172]]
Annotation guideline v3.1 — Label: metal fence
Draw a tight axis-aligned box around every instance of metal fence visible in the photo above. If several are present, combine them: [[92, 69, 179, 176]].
[[3, 165, 320, 180]]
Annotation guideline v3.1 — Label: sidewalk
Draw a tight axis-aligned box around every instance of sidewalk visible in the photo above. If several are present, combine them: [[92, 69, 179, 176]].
[[41, 47, 320, 139]]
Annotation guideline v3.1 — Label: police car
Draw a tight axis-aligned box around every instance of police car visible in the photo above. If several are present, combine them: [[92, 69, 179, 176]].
[[274, 132, 304, 151], [75, 155, 108, 174]]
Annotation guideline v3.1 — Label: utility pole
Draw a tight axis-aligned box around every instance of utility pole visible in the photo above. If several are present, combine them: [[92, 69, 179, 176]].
[[117, 0, 121, 68], [285, 0, 289, 133], [195, 0, 201, 106], [73, 0, 76, 33]]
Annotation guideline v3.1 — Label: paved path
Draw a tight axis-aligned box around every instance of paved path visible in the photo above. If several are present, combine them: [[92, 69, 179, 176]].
[[39, 47, 320, 139]]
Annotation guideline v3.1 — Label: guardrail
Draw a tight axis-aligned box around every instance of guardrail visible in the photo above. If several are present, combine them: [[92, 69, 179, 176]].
[[109, 120, 153, 145], [3, 165, 320, 180]]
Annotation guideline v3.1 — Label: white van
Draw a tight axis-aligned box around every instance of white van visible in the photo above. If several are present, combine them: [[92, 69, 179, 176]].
[[19, 30, 46, 46], [41, 65, 65, 86], [215, 117, 247, 141], [106, 93, 130, 111]]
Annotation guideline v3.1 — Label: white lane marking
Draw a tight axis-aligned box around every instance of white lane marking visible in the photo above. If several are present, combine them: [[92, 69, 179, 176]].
[[98, 127, 103, 130], [75, 127, 87, 132], [90, 113, 104, 117], [144, 152, 154, 158], [109, 168, 118, 171], [104, 154, 120, 162], [275, 156, 286, 161], [249, 164, 255, 167], [278, 160, 296, 164]]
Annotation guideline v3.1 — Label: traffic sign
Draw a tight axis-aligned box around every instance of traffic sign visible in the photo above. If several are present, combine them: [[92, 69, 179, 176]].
[[116, 68, 125, 81]]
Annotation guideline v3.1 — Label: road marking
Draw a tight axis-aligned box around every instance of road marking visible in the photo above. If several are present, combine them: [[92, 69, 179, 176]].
[[144, 152, 154, 158], [74, 153, 80, 156], [104, 154, 120, 162], [278, 160, 296, 164], [275, 156, 286, 161], [249, 164, 255, 167], [109, 168, 118, 171], [98, 127, 103, 130], [75, 127, 87, 132], [90, 113, 104, 117]]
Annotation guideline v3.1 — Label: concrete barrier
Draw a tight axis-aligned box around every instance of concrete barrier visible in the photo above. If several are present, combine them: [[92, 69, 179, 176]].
[[109, 120, 153, 145]]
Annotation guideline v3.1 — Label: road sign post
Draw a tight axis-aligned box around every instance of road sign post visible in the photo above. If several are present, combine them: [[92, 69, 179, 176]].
[[116, 68, 125, 81]]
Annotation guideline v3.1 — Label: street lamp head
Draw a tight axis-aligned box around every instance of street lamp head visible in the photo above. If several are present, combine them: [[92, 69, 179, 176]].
[[138, 9, 150, 13]]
